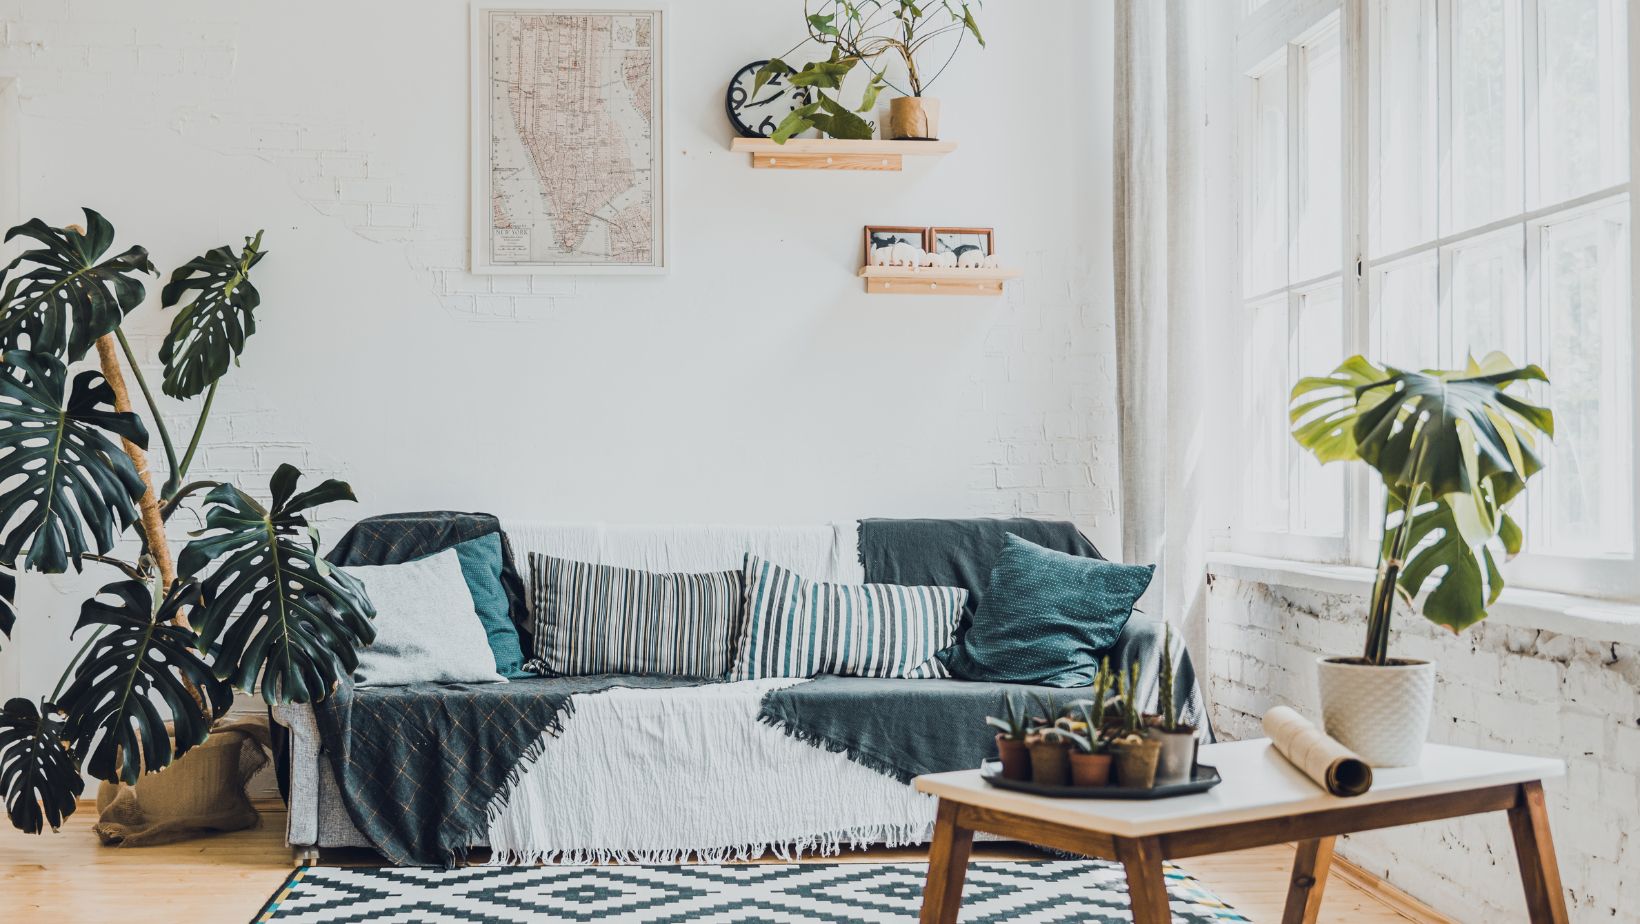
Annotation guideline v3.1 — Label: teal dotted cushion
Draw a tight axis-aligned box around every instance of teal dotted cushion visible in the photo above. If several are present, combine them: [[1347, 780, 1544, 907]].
[[940, 533, 1154, 686]]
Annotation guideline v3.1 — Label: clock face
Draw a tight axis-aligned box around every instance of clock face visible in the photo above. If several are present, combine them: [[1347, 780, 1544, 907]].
[[726, 60, 813, 139]]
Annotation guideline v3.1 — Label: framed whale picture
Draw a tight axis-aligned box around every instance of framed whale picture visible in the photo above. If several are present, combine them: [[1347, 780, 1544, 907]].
[[929, 227, 994, 263]]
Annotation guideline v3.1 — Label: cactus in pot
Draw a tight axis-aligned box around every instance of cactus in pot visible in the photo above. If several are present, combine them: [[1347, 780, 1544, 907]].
[[984, 692, 1030, 781], [1109, 662, 1162, 789], [1143, 624, 1198, 785], [1023, 694, 1071, 785]]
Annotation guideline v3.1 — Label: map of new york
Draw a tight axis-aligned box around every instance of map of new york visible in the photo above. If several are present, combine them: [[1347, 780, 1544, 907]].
[[487, 12, 660, 268]]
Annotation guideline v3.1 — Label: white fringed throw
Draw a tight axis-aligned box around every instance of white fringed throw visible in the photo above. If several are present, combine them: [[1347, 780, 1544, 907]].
[[484, 680, 937, 864]]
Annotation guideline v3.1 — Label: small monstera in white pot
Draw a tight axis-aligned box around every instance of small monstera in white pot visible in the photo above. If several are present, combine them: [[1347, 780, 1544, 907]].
[[1290, 354, 1553, 766]]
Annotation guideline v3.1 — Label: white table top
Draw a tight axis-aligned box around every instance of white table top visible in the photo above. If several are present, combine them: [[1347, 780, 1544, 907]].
[[914, 739, 1565, 839]]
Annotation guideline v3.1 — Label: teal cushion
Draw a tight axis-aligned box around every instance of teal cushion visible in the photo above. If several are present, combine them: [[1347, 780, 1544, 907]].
[[416, 532, 530, 679], [939, 534, 1153, 686]]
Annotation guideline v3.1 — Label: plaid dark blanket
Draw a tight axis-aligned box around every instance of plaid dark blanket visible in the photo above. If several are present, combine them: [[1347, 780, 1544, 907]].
[[316, 674, 698, 867]]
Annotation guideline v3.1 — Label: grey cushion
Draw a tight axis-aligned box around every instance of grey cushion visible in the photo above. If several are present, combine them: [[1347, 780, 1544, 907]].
[[344, 548, 506, 686]]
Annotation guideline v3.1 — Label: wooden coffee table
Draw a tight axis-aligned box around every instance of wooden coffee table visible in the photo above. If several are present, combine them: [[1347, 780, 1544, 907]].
[[914, 739, 1566, 923]]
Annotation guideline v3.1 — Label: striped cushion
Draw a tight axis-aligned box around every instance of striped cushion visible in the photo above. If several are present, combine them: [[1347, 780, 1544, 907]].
[[730, 555, 966, 681], [528, 553, 744, 679]]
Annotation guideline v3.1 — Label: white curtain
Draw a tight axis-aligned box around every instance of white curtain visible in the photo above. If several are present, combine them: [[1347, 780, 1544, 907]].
[[1114, 1, 1210, 672]]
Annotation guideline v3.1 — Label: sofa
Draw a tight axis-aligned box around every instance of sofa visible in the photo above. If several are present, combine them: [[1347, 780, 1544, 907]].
[[272, 519, 1208, 866]]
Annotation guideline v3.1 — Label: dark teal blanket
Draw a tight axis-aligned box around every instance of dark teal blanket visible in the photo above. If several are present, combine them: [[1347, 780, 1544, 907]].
[[316, 674, 695, 867], [310, 513, 704, 868], [857, 517, 1106, 646]]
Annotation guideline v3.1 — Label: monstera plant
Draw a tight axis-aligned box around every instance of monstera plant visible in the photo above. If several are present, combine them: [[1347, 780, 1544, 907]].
[[0, 209, 374, 833], [1289, 353, 1552, 766]]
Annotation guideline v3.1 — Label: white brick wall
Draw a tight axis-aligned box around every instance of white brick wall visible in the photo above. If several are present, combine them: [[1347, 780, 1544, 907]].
[[0, 2, 1122, 695], [1208, 577, 1640, 922]]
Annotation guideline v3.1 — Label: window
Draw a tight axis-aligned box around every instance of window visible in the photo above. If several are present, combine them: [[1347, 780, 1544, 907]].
[[1234, 0, 1638, 598], [1238, 15, 1351, 558]]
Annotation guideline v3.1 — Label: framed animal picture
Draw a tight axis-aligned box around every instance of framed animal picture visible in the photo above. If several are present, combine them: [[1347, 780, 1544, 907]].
[[929, 227, 995, 267], [863, 225, 929, 267]]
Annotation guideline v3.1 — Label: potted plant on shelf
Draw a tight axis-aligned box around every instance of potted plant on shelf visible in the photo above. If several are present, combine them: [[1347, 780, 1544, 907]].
[[1108, 662, 1161, 789], [758, 0, 985, 142], [984, 692, 1030, 781], [1024, 694, 1071, 785], [1143, 625, 1197, 785], [1289, 353, 1552, 767]]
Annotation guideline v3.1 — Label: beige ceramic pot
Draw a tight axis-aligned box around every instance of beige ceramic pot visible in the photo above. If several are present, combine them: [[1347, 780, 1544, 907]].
[[1316, 656, 1435, 768]]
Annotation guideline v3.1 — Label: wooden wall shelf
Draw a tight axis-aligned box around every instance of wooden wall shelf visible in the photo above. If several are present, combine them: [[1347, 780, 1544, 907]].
[[858, 266, 1021, 296], [731, 137, 957, 171]]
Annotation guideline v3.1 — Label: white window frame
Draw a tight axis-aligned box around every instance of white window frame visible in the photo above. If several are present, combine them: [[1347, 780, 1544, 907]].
[[1229, 0, 1640, 602]]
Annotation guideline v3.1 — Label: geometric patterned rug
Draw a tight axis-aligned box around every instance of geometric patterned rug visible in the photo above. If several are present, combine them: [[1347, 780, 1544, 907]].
[[254, 860, 1250, 923]]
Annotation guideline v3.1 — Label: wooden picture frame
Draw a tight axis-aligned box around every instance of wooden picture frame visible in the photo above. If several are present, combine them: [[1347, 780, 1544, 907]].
[[862, 225, 930, 266], [928, 227, 996, 259], [470, 2, 670, 274]]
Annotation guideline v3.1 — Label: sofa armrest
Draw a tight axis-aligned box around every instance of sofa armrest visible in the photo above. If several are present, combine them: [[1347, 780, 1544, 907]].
[[1110, 616, 1214, 741], [269, 703, 322, 847]]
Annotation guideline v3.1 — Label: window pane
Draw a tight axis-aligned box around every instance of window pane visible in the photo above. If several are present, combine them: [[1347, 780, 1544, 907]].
[[1298, 24, 1343, 279], [1244, 59, 1289, 296], [1295, 285, 1346, 536], [1538, 0, 1630, 204], [1374, 255, 1440, 369], [1536, 203, 1633, 556], [1371, 0, 1437, 256], [1449, 0, 1523, 232], [1449, 228, 1526, 364], [1244, 298, 1291, 532]]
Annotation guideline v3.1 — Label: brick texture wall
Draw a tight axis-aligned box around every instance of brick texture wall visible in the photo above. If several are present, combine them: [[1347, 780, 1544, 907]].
[[1208, 576, 1640, 922], [0, 1, 1121, 700]]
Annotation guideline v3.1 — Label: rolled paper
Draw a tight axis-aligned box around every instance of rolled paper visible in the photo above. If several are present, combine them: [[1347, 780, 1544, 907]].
[[1263, 705, 1373, 797]]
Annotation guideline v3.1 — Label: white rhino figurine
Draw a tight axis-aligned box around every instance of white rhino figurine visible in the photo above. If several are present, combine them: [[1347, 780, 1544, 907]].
[[930, 250, 958, 268], [889, 242, 925, 267], [957, 249, 986, 268]]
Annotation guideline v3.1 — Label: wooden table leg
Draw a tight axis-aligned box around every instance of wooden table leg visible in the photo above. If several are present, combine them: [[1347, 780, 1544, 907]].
[[1281, 836, 1336, 924], [920, 799, 975, 924], [1507, 780, 1569, 924], [1116, 836, 1172, 924]]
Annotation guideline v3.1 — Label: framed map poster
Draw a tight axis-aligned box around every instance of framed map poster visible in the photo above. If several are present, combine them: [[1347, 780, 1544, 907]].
[[471, 2, 668, 274]]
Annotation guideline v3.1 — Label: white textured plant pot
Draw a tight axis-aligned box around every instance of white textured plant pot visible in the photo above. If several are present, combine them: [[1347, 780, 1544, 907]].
[[1315, 657, 1435, 768]]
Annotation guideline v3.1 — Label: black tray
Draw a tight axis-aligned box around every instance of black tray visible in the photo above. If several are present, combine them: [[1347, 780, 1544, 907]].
[[980, 760, 1223, 799]]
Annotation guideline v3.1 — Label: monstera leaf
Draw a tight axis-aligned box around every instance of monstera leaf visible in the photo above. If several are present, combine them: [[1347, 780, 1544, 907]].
[[0, 209, 155, 361], [0, 350, 149, 573], [178, 464, 374, 705], [0, 698, 83, 833], [158, 231, 267, 400], [59, 579, 231, 785], [1291, 353, 1553, 650]]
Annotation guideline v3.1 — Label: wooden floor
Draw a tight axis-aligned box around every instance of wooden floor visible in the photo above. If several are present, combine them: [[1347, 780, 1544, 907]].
[[0, 803, 1449, 923]]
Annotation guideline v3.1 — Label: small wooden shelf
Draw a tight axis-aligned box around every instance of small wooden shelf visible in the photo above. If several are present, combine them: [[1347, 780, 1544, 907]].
[[731, 137, 957, 171], [858, 265, 1021, 296]]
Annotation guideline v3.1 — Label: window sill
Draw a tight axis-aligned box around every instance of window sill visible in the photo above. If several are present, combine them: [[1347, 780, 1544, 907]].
[[1205, 551, 1640, 647]]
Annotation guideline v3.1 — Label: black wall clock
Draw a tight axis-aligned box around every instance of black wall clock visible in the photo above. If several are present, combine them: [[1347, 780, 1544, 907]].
[[726, 60, 813, 139]]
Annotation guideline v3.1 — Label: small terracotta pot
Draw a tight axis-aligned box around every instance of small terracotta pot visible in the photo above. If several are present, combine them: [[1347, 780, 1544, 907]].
[[995, 734, 1030, 781], [1068, 751, 1113, 787], [1026, 735, 1071, 786], [888, 96, 942, 140], [1112, 738, 1163, 789]]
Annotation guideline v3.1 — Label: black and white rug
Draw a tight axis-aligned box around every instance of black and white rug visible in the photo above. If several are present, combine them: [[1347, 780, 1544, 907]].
[[255, 860, 1249, 923]]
